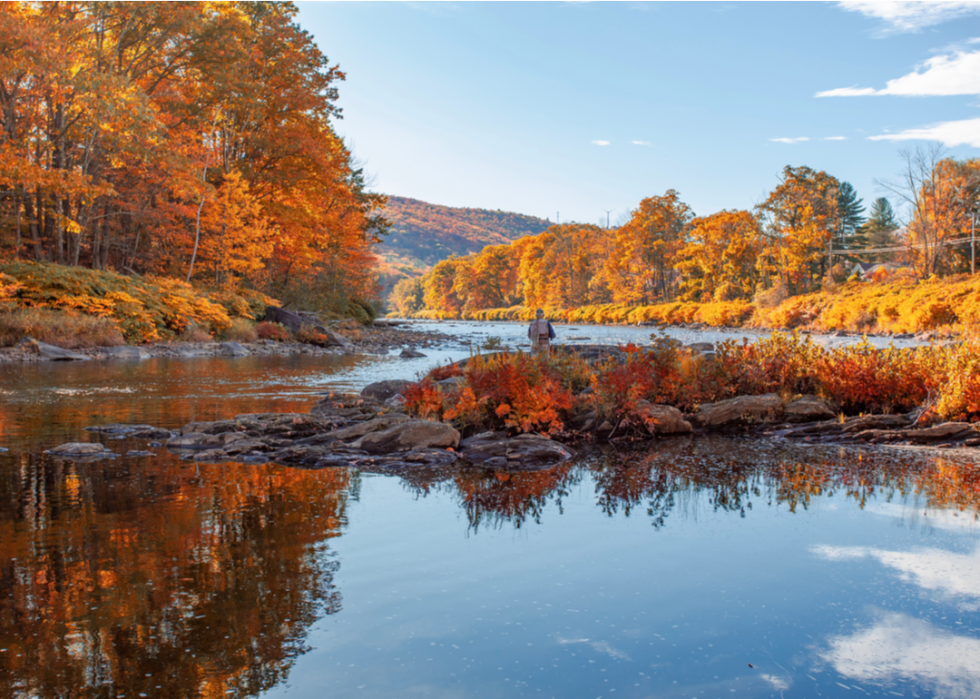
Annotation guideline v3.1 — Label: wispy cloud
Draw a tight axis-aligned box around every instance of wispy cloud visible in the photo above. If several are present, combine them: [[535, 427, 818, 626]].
[[769, 137, 809, 144], [868, 117, 980, 148], [591, 140, 611, 146], [838, 1, 980, 33], [631, 140, 651, 146], [817, 47, 980, 97], [823, 136, 848, 140]]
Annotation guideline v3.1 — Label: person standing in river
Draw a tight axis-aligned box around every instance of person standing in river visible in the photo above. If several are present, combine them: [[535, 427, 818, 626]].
[[528, 309, 555, 354]]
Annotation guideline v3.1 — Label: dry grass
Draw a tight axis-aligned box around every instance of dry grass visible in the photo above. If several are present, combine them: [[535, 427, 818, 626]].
[[221, 319, 259, 343], [0, 308, 125, 348]]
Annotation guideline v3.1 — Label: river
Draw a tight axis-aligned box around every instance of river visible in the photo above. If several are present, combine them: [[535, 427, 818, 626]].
[[0, 321, 976, 698]]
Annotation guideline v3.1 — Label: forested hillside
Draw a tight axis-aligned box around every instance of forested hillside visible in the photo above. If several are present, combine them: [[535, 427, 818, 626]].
[[0, 2, 386, 317]]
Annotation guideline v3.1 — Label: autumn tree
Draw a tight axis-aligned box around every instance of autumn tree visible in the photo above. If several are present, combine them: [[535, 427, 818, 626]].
[[755, 165, 841, 294], [389, 276, 425, 316], [603, 191, 693, 304], [676, 210, 762, 301]]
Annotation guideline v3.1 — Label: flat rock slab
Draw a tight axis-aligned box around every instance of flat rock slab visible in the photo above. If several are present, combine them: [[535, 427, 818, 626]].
[[85, 424, 173, 439], [459, 432, 575, 468], [46, 442, 111, 456], [693, 394, 783, 428], [400, 348, 426, 358], [98, 346, 151, 359], [27, 339, 90, 361], [354, 420, 459, 453]]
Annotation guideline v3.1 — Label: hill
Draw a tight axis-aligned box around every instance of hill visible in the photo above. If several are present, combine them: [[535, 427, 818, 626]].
[[375, 196, 552, 298]]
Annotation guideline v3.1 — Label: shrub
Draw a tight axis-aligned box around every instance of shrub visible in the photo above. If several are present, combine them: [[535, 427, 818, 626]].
[[256, 321, 292, 342], [0, 307, 124, 348]]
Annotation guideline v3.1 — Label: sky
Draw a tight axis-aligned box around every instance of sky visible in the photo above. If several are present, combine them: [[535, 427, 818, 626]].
[[296, 1, 980, 226]]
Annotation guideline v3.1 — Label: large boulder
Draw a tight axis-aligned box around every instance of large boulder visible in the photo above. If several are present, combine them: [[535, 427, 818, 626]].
[[219, 341, 249, 357], [354, 420, 460, 454], [361, 380, 413, 402], [693, 394, 784, 428], [634, 400, 693, 435], [265, 306, 351, 348], [327, 415, 411, 441], [784, 396, 836, 423], [459, 432, 574, 468]]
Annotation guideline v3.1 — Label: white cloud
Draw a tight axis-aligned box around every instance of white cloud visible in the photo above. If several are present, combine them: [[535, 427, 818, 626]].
[[631, 140, 651, 146], [591, 140, 610, 146], [813, 541, 980, 609], [820, 612, 980, 698], [824, 136, 848, 140], [817, 47, 980, 97], [770, 137, 809, 144], [868, 117, 980, 148], [838, 1, 980, 33]]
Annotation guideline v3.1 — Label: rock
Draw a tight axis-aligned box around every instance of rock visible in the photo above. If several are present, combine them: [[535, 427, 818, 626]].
[[385, 394, 407, 408], [46, 442, 110, 456], [327, 415, 411, 441], [459, 432, 574, 468], [192, 449, 230, 462], [99, 345, 151, 359], [634, 401, 693, 434], [354, 420, 460, 453], [400, 348, 426, 358], [264, 306, 352, 347], [84, 424, 173, 440], [568, 409, 599, 432], [686, 342, 715, 353], [0, 447, 8, 453], [784, 396, 836, 423], [166, 431, 248, 450], [125, 450, 156, 457], [361, 380, 413, 402], [32, 339, 90, 361], [904, 422, 975, 442], [219, 341, 249, 357], [174, 347, 213, 357], [693, 393, 784, 428], [839, 414, 911, 433]]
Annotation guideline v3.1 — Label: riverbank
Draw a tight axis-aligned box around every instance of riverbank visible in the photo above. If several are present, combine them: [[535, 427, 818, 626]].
[[0, 322, 450, 363], [403, 274, 979, 338]]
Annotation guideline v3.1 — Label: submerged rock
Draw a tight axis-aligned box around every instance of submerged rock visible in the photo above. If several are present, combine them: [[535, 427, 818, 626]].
[[85, 424, 173, 439], [46, 442, 111, 456], [17, 337, 90, 361], [459, 432, 574, 468]]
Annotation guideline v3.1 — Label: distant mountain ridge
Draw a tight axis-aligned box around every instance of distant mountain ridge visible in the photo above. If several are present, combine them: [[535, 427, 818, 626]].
[[375, 195, 553, 295]]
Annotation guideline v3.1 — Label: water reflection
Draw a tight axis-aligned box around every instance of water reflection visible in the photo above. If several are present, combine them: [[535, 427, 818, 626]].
[[0, 451, 352, 698]]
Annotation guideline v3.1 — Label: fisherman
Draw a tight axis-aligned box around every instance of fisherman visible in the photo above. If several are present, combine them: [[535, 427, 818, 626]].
[[528, 309, 556, 354]]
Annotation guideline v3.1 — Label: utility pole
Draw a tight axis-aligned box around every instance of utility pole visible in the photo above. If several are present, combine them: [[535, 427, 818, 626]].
[[602, 209, 612, 229], [972, 209, 976, 275]]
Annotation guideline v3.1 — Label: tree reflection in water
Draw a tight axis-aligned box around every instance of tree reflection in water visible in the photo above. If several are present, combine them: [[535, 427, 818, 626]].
[[0, 452, 352, 698], [445, 437, 980, 532]]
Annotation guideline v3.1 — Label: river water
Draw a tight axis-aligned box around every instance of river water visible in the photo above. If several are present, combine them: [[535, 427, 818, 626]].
[[1, 321, 977, 698]]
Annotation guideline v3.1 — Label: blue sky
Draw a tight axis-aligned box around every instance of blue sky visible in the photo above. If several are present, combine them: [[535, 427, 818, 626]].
[[296, 1, 980, 225]]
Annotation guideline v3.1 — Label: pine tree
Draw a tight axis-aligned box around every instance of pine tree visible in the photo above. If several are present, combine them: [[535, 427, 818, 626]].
[[860, 198, 900, 262], [835, 182, 866, 251]]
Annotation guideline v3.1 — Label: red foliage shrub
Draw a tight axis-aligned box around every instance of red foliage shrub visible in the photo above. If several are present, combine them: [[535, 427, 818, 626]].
[[256, 321, 291, 342]]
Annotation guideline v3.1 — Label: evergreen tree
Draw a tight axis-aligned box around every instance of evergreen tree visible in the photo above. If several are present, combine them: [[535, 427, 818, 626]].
[[835, 181, 866, 251], [860, 198, 900, 262]]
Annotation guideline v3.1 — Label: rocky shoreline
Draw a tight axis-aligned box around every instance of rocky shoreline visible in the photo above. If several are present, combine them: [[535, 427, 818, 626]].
[[0, 321, 450, 363]]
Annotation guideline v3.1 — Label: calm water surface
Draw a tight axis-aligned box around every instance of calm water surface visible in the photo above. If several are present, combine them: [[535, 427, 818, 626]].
[[0, 324, 977, 698]]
